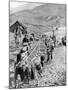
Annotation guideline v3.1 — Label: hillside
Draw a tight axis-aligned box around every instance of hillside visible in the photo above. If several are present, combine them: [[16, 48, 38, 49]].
[[10, 3, 66, 29]]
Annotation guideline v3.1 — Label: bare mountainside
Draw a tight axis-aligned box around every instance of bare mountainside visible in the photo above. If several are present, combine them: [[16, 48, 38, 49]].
[[10, 4, 66, 28]]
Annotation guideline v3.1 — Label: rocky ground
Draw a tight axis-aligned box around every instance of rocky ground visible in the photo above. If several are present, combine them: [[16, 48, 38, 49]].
[[37, 46, 66, 87]]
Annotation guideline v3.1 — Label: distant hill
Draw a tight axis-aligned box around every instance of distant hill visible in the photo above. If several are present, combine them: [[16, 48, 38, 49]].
[[10, 3, 66, 33]]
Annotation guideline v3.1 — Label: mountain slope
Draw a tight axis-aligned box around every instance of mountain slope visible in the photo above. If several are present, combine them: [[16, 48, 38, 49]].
[[10, 3, 66, 32]]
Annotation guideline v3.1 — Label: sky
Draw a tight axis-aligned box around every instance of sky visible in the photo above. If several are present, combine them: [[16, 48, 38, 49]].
[[10, 1, 42, 14]]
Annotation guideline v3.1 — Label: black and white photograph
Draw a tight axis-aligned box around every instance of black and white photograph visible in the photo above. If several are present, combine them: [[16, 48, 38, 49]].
[[9, 1, 66, 89]]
